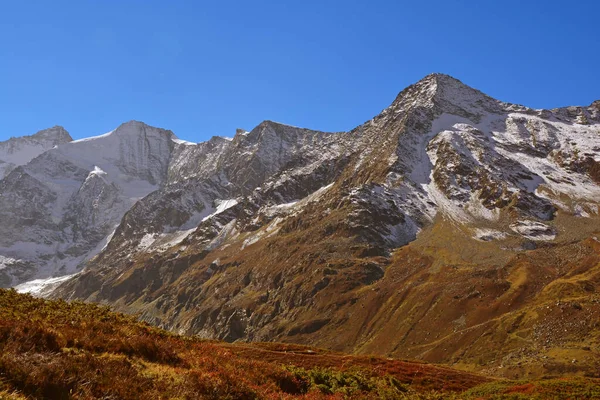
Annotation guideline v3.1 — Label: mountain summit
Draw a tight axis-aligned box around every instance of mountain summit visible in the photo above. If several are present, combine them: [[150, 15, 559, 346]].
[[0, 126, 72, 179], [1, 74, 599, 377], [0, 121, 184, 288]]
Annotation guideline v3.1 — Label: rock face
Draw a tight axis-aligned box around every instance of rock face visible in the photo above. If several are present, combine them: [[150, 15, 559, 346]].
[[0, 121, 180, 288], [0, 126, 73, 180], [4, 74, 600, 377]]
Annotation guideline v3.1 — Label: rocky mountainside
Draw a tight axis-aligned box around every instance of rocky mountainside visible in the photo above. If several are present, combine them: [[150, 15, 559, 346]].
[[0, 121, 185, 288], [3, 74, 600, 378], [0, 126, 72, 180]]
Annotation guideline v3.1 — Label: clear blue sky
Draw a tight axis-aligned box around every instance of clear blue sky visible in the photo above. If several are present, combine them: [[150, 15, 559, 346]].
[[1, 0, 598, 142]]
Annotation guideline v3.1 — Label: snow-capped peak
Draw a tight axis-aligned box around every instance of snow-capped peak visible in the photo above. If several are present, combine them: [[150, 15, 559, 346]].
[[30, 125, 72, 142], [0, 126, 73, 179], [388, 73, 504, 117]]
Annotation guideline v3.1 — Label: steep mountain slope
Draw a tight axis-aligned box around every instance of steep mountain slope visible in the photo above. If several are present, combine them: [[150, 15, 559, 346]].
[[0, 121, 185, 289], [0, 126, 72, 180], [48, 74, 600, 378]]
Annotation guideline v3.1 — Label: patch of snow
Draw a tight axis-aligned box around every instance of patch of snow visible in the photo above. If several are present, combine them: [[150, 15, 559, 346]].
[[70, 130, 113, 143], [15, 273, 78, 296], [241, 233, 262, 250], [473, 228, 508, 241], [510, 220, 556, 241], [90, 165, 107, 176], [151, 229, 197, 252], [207, 220, 238, 251], [259, 183, 334, 220], [100, 228, 117, 252], [0, 255, 20, 271], [573, 203, 593, 218], [274, 200, 298, 209], [138, 234, 157, 250], [464, 193, 500, 221], [172, 138, 197, 146], [202, 199, 239, 222], [411, 114, 472, 185]]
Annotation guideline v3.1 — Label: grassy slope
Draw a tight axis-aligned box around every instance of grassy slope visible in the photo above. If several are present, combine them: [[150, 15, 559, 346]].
[[53, 208, 600, 382], [1, 289, 599, 399]]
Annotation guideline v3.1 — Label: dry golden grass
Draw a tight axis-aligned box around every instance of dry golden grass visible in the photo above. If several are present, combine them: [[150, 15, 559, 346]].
[[3, 286, 600, 399], [0, 288, 492, 399]]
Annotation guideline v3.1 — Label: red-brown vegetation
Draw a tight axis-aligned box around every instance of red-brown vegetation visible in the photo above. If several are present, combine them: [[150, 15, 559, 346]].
[[2, 289, 599, 399]]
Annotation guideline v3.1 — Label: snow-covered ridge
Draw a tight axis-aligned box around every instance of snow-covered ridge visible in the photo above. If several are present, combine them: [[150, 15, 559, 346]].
[[415, 107, 600, 240], [172, 138, 197, 146], [70, 130, 114, 143], [0, 121, 187, 288], [0, 126, 72, 179]]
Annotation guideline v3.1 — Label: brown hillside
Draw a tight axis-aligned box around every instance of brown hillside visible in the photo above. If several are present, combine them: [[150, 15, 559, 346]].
[[4, 289, 600, 399], [0, 288, 493, 399]]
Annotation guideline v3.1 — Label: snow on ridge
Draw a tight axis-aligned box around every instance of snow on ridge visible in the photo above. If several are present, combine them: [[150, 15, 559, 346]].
[[412, 109, 600, 225], [71, 130, 114, 143], [158, 229, 197, 249], [244, 183, 336, 248], [172, 138, 197, 146], [0, 128, 73, 179], [264, 183, 334, 216], [88, 166, 107, 178], [273, 201, 299, 209], [202, 199, 239, 222], [0, 121, 178, 288], [91, 165, 106, 174]]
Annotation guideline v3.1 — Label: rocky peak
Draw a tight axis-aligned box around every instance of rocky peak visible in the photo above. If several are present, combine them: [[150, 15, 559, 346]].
[[30, 125, 73, 144], [208, 136, 232, 145], [1, 125, 72, 150], [0, 120, 188, 287], [389, 73, 505, 119], [0, 126, 74, 180], [388, 73, 439, 111], [231, 120, 331, 166], [112, 120, 175, 141], [244, 120, 299, 142]]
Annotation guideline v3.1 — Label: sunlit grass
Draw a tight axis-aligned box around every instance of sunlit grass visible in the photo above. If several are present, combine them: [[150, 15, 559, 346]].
[[1, 288, 598, 399]]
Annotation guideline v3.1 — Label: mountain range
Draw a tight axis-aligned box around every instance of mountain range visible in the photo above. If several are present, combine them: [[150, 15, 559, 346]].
[[2, 73, 599, 378]]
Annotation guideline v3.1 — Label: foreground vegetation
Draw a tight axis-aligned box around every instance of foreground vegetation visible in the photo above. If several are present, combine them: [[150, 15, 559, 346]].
[[0, 289, 598, 399]]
